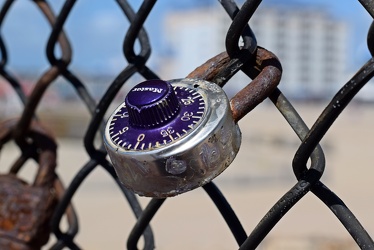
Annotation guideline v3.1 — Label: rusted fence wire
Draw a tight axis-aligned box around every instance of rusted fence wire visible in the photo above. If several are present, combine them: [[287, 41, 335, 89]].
[[0, 0, 374, 249]]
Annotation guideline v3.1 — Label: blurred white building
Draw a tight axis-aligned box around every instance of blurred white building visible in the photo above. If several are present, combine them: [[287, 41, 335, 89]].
[[162, 3, 350, 100], [161, 6, 231, 78]]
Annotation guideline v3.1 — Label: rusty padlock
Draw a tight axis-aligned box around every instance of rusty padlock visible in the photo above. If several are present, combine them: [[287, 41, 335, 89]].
[[103, 47, 281, 197], [0, 119, 58, 250]]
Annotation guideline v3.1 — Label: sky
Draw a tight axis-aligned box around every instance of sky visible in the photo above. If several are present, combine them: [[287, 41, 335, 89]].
[[0, 0, 372, 76]]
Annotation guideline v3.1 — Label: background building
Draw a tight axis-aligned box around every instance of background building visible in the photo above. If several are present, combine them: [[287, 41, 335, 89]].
[[160, 6, 231, 79], [162, 3, 350, 100]]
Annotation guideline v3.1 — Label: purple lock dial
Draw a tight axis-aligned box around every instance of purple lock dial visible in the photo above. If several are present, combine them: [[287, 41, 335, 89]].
[[107, 79, 206, 150]]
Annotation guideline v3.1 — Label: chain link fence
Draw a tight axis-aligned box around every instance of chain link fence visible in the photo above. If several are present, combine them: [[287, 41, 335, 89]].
[[0, 0, 374, 249]]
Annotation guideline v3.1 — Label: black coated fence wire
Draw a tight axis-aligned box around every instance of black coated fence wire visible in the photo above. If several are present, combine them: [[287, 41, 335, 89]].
[[0, 0, 374, 249]]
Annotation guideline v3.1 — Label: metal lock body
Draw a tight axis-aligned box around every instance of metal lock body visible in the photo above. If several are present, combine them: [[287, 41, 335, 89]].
[[104, 78, 241, 197], [0, 175, 56, 250], [0, 119, 57, 250]]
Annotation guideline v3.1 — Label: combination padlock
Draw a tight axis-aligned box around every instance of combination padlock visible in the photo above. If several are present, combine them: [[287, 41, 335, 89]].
[[104, 78, 241, 197], [0, 119, 57, 250]]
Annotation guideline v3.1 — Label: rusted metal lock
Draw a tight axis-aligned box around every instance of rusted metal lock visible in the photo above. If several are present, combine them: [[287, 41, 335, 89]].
[[0, 119, 57, 250], [104, 48, 281, 198]]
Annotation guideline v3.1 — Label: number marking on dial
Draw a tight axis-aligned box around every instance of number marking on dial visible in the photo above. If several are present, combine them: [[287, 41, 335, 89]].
[[109, 85, 206, 150]]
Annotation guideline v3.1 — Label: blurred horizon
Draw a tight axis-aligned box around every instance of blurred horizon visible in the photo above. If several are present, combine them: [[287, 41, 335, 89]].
[[1, 0, 374, 136], [0, 0, 371, 73]]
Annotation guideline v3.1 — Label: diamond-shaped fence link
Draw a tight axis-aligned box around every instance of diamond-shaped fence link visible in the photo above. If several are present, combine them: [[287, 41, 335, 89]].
[[0, 0, 373, 249]]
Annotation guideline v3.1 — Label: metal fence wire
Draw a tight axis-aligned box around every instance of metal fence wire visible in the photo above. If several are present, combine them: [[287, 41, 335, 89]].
[[0, 0, 374, 249]]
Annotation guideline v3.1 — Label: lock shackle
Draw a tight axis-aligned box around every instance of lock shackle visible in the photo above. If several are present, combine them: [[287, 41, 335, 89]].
[[0, 118, 57, 187], [187, 47, 282, 123]]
